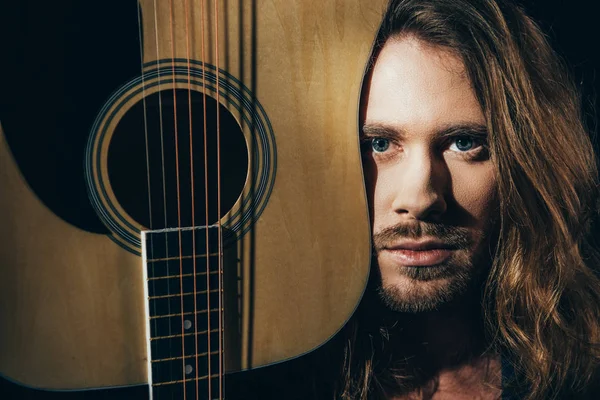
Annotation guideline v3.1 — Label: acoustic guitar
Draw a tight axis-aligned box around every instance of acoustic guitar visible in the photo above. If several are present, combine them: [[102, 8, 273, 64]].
[[0, 0, 387, 398]]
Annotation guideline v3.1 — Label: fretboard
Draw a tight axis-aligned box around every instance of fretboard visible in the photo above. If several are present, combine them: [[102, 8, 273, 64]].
[[143, 226, 225, 400]]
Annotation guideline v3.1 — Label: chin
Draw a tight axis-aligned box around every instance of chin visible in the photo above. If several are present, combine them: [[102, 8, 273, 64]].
[[377, 266, 472, 313]]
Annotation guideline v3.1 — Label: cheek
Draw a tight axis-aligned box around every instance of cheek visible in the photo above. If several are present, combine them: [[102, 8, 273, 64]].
[[365, 163, 400, 230], [450, 164, 497, 227]]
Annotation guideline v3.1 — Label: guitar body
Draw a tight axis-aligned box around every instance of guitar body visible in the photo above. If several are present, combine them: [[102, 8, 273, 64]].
[[0, 0, 386, 394]]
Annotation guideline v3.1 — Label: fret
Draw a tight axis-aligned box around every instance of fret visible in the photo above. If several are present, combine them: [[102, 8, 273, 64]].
[[149, 316, 222, 361], [152, 350, 220, 363], [147, 252, 222, 263], [151, 352, 221, 385], [152, 330, 216, 341], [147, 271, 219, 282], [150, 328, 219, 341], [149, 309, 221, 338], [150, 376, 222, 400], [149, 289, 219, 300], [148, 288, 222, 319], [149, 308, 221, 320], [153, 374, 221, 386], [148, 271, 221, 297], [145, 226, 221, 260], [146, 256, 222, 280]]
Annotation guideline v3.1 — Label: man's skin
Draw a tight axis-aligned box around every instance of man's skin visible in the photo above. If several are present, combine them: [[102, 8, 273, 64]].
[[361, 35, 502, 399]]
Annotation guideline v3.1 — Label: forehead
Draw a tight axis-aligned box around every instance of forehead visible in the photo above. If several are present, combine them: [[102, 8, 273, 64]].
[[365, 36, 484, 131]]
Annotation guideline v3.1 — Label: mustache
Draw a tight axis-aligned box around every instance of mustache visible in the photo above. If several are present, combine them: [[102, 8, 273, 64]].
[[372, 222, 472, 251]]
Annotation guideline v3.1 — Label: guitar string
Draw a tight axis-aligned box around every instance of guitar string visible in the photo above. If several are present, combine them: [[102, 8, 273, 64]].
[[199, 0, 214, 399], [182, 1, 200, 399], [136, 3, 160, 397], [151, 0, 175, 394], [137, 0, 153, 234], [166, 1, 188, 399], [214, 2, 225, 399]]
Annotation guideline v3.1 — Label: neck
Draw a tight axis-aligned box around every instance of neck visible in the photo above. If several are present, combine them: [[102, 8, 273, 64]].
[[405, 301, 488, 367], [362, 292, 501, 398]]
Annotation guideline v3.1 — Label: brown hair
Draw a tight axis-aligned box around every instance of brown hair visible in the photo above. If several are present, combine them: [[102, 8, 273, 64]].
[[338, 0, 600, 399]]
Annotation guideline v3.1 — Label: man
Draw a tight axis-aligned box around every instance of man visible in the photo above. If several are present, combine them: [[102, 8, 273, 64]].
[[333, 0, 600, 399], [229, 0, 599, 398]]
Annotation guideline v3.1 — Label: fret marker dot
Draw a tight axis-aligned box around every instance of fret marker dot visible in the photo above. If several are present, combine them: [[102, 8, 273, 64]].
[[184, 320, 192, 330], [185, 364, 193, 375]]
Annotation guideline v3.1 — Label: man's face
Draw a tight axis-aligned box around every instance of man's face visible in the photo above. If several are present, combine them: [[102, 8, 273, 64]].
[[362, 36, 498, 313]]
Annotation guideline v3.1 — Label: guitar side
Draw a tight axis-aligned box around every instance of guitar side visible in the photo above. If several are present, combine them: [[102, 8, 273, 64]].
[[0, 357, 321, 399]]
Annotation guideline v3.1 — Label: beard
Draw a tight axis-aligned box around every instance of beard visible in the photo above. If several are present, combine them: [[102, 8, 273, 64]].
[[373, 221, 493, 313]]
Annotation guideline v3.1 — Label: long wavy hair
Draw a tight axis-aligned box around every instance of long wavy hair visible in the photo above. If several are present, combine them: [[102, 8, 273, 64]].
[[334, 0, 600, 399]]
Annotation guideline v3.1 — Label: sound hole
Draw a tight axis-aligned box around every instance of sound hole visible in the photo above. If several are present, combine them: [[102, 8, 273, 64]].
[[108, 89, 248, 230]]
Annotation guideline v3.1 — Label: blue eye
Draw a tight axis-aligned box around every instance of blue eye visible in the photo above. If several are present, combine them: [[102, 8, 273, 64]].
[[371, 138, 390, 153], [450, 136, 476, 152]]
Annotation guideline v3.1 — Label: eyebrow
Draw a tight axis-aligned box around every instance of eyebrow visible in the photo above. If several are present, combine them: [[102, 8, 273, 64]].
[[361, 123, 405, 140], [361, 122, 488, 139]]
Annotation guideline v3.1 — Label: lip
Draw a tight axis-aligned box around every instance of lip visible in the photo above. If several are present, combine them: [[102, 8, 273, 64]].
[[383, 248, 453, 266], [386, 239, 454, 251], [382, 239, 455, 266]]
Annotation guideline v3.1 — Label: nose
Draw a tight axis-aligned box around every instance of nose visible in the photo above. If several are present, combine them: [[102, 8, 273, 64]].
[[391, 149, 447, 221]]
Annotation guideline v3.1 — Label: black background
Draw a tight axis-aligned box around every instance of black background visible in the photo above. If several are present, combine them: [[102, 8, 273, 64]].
[[0, 0, 598, 399]]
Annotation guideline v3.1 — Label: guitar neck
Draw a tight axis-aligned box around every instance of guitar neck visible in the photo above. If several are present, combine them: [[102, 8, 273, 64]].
[[142, 226, 229, 400]]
